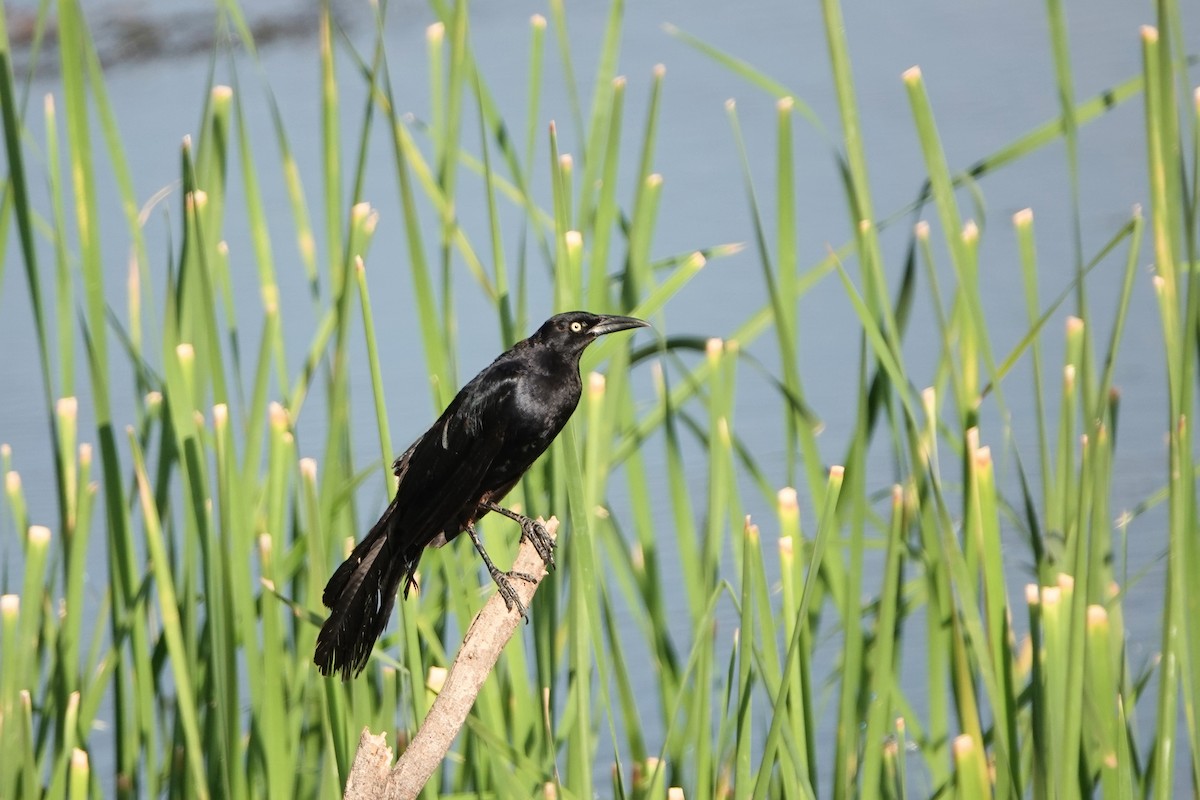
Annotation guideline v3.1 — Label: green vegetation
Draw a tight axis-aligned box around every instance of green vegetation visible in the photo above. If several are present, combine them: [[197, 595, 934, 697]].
[[0, 0, 1197, 797]]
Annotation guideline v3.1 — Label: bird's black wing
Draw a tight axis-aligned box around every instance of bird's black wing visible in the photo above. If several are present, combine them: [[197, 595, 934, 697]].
[[386, 358, 523, 538]]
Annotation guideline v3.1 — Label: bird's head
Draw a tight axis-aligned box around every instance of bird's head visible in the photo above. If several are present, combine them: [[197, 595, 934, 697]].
[[534, 311, 651, 355]]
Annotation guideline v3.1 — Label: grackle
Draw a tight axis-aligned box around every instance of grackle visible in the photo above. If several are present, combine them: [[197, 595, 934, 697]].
[[314, 311, 650, 678]]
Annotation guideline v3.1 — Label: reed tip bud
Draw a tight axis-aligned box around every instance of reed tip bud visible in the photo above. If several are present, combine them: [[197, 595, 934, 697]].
[[974, 446, 991, 468], [962, 220, 979, 243], [630, 541, 644, 572], [142, 389, 162, 413], [426, 665, 448, 693], [28, 525, 50, 546], [952, 734, 976, 757], [57, 396, 78, 418], [269, 402, 289, 428]]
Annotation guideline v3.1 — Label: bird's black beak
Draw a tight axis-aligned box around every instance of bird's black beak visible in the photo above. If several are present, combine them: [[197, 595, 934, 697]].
[[590, 315, 652, 337]]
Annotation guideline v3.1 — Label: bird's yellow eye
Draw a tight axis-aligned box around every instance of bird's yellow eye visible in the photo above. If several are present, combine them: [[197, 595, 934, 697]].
[[570, 321, 584, 333]]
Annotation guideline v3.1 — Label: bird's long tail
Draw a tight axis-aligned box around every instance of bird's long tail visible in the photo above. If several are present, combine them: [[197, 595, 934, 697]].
[[314, 501, 416, 679]]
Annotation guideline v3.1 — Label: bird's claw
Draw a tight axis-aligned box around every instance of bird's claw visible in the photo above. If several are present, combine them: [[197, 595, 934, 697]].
[[521, 518, 557, 569], [488, 567, 538, 620]]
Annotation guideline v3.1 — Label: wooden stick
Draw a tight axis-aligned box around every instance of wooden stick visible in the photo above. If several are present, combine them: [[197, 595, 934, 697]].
[[342, 517, 559, 800]]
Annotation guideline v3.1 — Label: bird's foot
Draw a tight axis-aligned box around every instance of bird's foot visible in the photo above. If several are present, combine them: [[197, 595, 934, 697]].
[[520, 518, 557, 569], [487, 566, 538, 619], [480, 502, 557, 568]]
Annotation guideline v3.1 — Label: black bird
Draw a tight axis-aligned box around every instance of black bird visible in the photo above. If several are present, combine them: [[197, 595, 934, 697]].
[[314, 311, 650, 678]]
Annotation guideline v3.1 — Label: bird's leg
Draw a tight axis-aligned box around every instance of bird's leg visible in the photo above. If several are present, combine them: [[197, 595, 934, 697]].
[[482, 501, 556, 568], [402, 570, 419, 599], [464, 523, 537, 619]]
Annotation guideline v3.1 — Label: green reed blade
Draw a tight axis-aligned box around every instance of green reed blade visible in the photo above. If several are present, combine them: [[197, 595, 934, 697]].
[[586, 75, 626, 311], [753, 466, 844, 800], [127, 428, 209, 798], [472, 71, 516, 341], [574, 0, 623, 234], [547, 0, 585, 148], [859, 487, 906, 795]]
